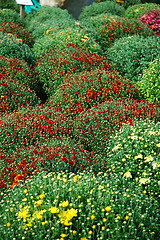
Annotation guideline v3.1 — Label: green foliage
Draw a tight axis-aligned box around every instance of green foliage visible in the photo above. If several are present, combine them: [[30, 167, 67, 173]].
[[98, 17, 154, 52], [24, 6, 74, 40], [0, 33, 35, 66], [125, 3, 160, 18], [107, 35, 160, 82], [141, 0, 159, 3], [0, 8, 22, 24], [79, 0, 125, 20], [0, 170, 159, 239], [138, 58, 160, 103]]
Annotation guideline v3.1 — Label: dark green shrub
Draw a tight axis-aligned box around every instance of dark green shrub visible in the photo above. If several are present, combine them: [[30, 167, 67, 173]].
[[0, 33, 35, 66], [141, 0, 159, 3], [24, 6, 74, 39], [0, 0, 19, 11], [79, 0, 125, 20], [138, 58, 160, 103], [107, 35, 160, 82]]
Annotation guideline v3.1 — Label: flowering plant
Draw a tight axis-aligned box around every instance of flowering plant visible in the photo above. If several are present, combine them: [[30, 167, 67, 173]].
[[104, 119, 160, 184], [0, 32, 35, 66], [98, 17, 154, 51], [0, 8, 21, 24], [48, 68, 141, 115], [24, 6, 74, 40], [139, 10, 160, 36], [33, 24, 102, 57], [0, 170, 159, 239], [0, 74, 40, 114], [34, 44, 110, 96], [0, 21, 34, 47], [138, 58, 160, 103], [0, 4, 160, 240], [125, 3, 160, 18], [0, 56, 39, 92], [79, 13, 120, 36], [71, 99, 160, 153], [0, 137, 96, 189], [0, 104, 70, 153], [116, 0, 141, 9]]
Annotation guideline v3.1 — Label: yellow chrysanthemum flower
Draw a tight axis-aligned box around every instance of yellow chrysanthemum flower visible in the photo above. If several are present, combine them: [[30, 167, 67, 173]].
[[60, 233, 67, 238], [105, 206, 111, 212], [61, 200, 69, 208], [18, 206, 30, 220], [134, 154, 143, 160], [49, 206, 59, 214], [39, 193, 44, 199], [74, 175, 77, 183], [144, 155, 153, 162], [124, 171, 132, 178], [35, 200, 43, 206]]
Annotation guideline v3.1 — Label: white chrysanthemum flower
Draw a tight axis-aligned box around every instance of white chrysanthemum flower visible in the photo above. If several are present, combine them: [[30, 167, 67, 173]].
[[152, 161, 159, 169]]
